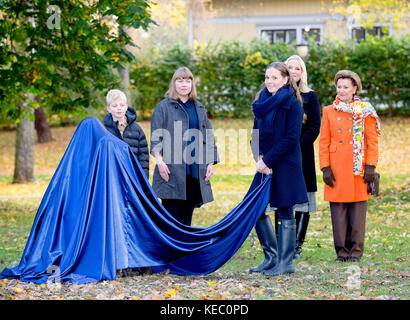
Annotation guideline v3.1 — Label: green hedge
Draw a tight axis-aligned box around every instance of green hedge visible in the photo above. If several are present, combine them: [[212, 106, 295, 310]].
[[130, 36, 409, 119], [306, 36, 410, 113]]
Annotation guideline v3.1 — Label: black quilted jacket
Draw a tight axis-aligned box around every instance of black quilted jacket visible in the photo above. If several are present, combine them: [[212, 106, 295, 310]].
[[104, 107, 149, 178]]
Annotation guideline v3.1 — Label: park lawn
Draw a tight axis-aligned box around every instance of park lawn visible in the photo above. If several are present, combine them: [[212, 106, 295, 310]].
[[0, 118, 409, 300]]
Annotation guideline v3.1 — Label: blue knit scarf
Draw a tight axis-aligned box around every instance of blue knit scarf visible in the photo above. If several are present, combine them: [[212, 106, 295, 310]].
[[252, 85, 295, 137]]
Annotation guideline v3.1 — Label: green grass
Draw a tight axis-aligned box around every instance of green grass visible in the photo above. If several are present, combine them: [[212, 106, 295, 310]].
[[0, 119, 408, 299], [0, 173, 408, 300]]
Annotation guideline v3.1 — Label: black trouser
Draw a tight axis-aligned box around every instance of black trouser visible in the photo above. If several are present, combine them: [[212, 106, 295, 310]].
[[162, 175, 202, 226]]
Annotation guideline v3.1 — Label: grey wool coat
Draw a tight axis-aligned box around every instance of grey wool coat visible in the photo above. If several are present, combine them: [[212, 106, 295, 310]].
[[150, 98, 219, 205]]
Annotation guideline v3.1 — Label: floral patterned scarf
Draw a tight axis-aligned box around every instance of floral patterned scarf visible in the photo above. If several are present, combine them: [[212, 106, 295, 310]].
[[333, 96, 381, 176]]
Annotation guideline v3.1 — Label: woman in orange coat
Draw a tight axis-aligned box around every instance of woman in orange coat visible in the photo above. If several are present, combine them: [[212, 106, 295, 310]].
[[319, 70, 381, 262]]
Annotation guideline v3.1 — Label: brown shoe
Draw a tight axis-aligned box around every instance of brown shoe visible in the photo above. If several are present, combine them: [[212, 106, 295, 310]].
[[335, 256, 348, 262]]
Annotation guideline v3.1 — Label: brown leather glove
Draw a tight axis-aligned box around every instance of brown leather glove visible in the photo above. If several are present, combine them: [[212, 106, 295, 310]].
[[363, 164, 376, 184], [367, 172, 380, 196], [322, 166, 336, 187]]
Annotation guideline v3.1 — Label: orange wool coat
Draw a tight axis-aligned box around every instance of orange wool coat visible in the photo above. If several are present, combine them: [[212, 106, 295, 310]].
[[319, 105, 379, 202]]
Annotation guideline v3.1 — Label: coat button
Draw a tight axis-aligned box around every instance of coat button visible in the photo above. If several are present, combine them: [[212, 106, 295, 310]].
[[339, 141, 343, 144], [203, 141, 206, 144], [337, 117, 341, 120], [175, 105, 178, 109], [338, 128, 342, 133], [349, 141, 353, 144], [348, 117, 352, 120], [349, 128, 352, 132]]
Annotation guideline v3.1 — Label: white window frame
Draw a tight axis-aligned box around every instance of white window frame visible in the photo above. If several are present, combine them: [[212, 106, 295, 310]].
[[257, 24, 323, 44], [260, 28, 297, 44], [349, 24, 392, 41]]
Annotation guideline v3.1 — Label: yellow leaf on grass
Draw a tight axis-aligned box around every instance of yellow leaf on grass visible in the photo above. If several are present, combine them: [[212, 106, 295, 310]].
[[164, 288, 177, 298], [14, 287, 24, 294]]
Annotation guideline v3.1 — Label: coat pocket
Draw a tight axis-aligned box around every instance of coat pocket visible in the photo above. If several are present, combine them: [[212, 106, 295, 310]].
[[160, 178, 176, 188], [329, 145, 337, 153]]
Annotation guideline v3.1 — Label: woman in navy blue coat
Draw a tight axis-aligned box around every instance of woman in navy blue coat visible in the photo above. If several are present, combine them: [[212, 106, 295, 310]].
[[284, 55, 321, 260], [248, 62, 308, 276]]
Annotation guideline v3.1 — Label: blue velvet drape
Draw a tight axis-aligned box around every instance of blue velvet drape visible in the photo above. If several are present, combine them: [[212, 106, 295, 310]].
[[0, 118, 271, 284]]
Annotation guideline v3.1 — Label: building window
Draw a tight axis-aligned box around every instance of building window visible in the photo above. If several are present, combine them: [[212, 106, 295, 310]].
[[261, 29, 297, 44], [260, 26, 322, 45], [352, 26, 388, 42], [302, 28, 321, 43]]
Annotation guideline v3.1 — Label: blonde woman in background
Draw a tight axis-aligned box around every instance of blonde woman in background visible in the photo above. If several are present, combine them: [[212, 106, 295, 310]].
[[283, 55, 321, 259]]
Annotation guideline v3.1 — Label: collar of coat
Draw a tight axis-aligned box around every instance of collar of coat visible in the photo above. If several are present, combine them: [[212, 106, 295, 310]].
[[252, 85, 295, 119], [104, 107, 137, 128], [165, 98, 207, 124]]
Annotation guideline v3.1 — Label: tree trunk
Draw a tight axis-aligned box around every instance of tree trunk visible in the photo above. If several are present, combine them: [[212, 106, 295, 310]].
[[118, 62, 131, 101], [118, 25, 131, 103], [34, 106, 53, 143], [13, 113, 35, 184]]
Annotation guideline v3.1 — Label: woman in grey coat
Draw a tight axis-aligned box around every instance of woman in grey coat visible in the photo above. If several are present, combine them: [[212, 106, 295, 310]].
[[150, 67, 219, 226]]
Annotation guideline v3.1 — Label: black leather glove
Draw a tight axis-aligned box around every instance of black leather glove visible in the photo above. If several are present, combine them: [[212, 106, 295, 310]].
[[322, 166, 336, 187], [363, 164, 376, 184]]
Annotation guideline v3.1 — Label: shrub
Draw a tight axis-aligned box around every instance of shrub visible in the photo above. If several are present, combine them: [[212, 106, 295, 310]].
[[126, 36, 410, 119]]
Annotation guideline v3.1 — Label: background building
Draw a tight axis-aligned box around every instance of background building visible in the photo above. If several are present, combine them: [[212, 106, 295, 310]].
[[190, 0, 409, 45]]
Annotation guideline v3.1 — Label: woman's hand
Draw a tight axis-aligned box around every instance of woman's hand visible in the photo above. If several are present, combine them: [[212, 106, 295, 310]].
[[154, 153, 170, 182], [322, 166, 336, 187], [158, 161, 170, 182], [262, 167, 273, 175], [363, 164, 376, 183], [205, 163, 214, 182], [257, 158, 272, 175]]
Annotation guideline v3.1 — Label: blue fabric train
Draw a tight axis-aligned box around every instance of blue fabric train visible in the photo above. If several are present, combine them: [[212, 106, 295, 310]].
[[0, 117, 271, 284]]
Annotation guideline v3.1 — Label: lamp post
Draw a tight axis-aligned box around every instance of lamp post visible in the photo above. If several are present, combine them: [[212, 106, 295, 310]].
[[296, 43, 309, 60]]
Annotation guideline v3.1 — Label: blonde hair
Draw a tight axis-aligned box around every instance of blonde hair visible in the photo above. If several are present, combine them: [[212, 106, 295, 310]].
[[165, 67, 198, 100], [334, 70, 362, 95], [285, 55, 313, 94], [255, 62, 303, 105], [106, 89, 127, 106]]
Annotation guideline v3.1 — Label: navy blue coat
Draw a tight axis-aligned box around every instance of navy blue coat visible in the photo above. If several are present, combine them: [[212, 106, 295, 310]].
[[300, 91, 321, 192], [249, 88, 308, 208]]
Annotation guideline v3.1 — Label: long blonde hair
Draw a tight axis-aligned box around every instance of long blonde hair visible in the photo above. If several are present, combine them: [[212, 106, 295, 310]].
[[285, 55, 313, 94], [255, 62, 303, 105], [165, 66, 198, 101]]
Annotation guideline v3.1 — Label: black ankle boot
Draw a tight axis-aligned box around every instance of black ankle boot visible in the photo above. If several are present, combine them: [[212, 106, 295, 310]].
[[262, 219, 296, 276], [294, 212, 310, 260], [249, 215, 278, 273]]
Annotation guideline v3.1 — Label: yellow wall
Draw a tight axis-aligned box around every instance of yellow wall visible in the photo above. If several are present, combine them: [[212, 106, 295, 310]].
[[200, 0, 329, 17], [192, 0, 336, 44], [193, 22, 257, 43], [192, 0, 409, 44]]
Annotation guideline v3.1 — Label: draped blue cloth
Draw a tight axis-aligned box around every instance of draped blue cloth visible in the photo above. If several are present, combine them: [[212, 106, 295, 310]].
[[0, 117, 271, 284]]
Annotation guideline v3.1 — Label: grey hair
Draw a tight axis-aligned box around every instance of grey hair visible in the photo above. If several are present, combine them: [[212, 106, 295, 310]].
[[106, 89, 127, 105]]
